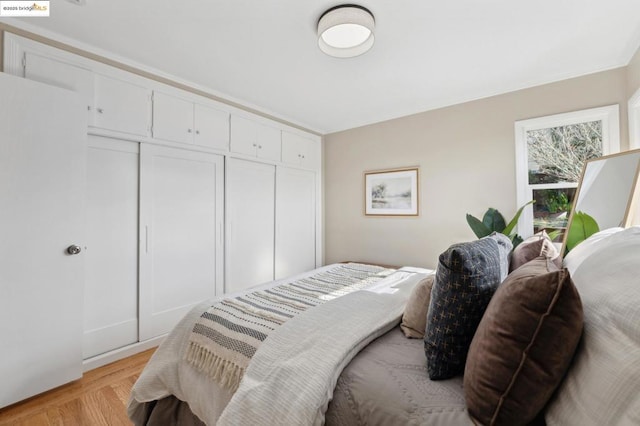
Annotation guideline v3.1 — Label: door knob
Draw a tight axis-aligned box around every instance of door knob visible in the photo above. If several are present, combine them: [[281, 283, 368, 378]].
[[66, 245, 82, 255]]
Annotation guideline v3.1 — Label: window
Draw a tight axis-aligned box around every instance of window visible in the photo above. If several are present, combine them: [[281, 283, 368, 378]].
[[515, 105, 620, 240]]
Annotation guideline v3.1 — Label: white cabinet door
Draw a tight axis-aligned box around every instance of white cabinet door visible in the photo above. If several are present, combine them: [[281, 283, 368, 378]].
[[257, 125, 282, 161], [282, 131, 319, 170], [0, 73, 85, 408], [139, 145, 224, 340], [275, 168, 317, 279], [93, 74, 151, 137], [195, 103, 229, 150], [230, 115, 259, 156], [24, 52, 94, 125], [226, 159, 275, 293], [152, 91, 193, 144], [84, 136, 139, 359], [230, 115, 281, 161]]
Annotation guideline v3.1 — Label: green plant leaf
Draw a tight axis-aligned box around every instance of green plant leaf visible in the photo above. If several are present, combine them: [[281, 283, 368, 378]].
[[482, 208, 507, 233], [511, 234, 524, 249], [466, 214, 492, 238], [566, 212, 600, 251], [503, 200, 535, 236], [547, 229, 563, 241]]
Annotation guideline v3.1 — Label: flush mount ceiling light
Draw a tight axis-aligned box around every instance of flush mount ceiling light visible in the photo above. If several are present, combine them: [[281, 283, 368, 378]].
[[317, 5, 375, 58]]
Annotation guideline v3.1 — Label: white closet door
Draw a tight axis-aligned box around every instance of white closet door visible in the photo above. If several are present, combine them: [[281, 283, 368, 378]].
[[139, 145, 224, 340], [152, 91, 193, 144], [83, 136, 139, 359], [0, 73, 85, 408], [226, 158, 275, 293], [194, 103, 229, 150], [93, 74, 151, 137], [275, 167, 317, 279]]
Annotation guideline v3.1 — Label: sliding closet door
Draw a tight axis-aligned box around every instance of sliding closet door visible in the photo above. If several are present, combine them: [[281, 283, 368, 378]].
[[275, 167, 317, 280], [226, 158, 276, 293], [139, 145, 224, 340], [83, 135, 139, 358], [0, 74, 86, 407]]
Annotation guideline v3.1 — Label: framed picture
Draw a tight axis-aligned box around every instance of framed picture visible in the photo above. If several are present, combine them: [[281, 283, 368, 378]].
[[364, 167, 419, 216]]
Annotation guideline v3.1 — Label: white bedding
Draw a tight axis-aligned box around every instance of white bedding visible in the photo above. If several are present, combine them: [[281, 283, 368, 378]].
[[128, 264, 430, 425]]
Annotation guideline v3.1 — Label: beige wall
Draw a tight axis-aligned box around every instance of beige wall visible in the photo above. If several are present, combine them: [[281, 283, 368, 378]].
[[324, 68, 629, 269], [627, 45, 640, 97]]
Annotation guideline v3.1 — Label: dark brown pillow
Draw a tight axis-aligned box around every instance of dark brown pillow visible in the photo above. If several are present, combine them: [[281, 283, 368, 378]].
[[509, 230, 559, 272], [464, 257, 583, 426], [400, 275, 435, 339]]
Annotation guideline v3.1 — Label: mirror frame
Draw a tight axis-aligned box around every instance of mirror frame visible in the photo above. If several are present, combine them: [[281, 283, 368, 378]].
[[560, 148, 640, 256]]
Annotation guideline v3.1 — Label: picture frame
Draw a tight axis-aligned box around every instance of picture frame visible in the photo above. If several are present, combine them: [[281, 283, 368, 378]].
[[364, 167, 419, 216]]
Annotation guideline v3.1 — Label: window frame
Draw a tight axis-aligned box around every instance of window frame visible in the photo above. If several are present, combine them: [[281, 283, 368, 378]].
[[514, 105, 620, 239]]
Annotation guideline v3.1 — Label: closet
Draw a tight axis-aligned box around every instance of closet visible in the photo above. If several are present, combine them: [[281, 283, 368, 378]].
[[139, 145, 224, 340], [84, 136, 139, 358], [2, 32, 322, 401]]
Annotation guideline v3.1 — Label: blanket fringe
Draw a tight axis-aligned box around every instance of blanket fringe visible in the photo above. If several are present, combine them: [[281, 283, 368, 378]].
[[185, 342, 244, 392]]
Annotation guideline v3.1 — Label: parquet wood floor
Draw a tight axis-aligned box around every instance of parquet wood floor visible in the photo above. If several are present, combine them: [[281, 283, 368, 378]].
[[0, 348, 155, 426]]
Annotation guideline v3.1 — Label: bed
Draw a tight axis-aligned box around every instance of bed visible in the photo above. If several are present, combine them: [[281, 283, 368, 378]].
[[127, 262, 474, 425], [129, 226, 640, 426]]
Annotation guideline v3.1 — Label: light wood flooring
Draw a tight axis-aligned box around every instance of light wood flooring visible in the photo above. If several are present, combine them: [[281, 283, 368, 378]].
[[0, 348, 155, 426]]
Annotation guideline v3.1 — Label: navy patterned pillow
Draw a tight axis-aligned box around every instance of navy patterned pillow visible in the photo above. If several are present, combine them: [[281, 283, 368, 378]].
[[424, 235, 509, 380]]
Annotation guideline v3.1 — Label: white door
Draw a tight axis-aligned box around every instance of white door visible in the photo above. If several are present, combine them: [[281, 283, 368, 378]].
[[275, 168, 316, 279], [226, 158, 275, 293], [0, 73, 86, 408], [139, 145, 224, 340], [24, 52, 94, 125], [230, 115, 258, 156], [93, 74, 151, 137], [194, 103, 229, 150], [152, 91, 194, 145], [83, 136, 139, 359], [256, 125, 282, 161]]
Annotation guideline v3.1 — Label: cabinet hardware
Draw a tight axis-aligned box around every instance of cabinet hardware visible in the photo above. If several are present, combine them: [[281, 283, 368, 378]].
[[188, 129, 192, 133], [66, 245, 82, 255], [97, 108, 104, 114], [196, 130, 200, 135]]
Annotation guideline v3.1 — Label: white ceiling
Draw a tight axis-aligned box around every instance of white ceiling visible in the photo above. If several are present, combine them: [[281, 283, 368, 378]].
[[9, 0, 640, 134]]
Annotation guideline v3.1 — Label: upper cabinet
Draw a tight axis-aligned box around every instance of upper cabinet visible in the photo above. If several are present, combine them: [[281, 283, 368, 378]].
[[282, 131, 320, 170], [93, 74, 151, 138], [22, 52, 151, 137], [7, 34, 320, 167], [152, 91, 229, 150], [230, 115, 281, 161]]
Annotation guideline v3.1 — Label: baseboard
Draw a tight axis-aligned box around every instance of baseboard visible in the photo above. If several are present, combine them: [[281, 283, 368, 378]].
[[82, 335, 166, 372]]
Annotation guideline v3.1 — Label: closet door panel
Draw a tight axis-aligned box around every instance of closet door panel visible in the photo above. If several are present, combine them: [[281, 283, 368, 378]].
[[152, 91, 193, 144], [195, 103, 229, 150], [93, 74, 151, 137], [230, 115, 258, 156], [83, 136, 139, 359], [226, 158, 275, 293], [275, 168, 316, 279], [257, 125, 282, 161], [139, 145, 224, 340]]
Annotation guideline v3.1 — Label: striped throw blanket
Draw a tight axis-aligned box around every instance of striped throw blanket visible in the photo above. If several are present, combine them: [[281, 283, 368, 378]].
[[184, 263, 394, 391]]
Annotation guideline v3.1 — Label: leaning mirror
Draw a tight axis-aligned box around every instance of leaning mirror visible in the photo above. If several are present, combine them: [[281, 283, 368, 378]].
[[562, 148, 640, 254]]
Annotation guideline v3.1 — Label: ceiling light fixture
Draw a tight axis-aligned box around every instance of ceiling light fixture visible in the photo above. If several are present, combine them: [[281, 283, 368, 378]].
[[317, 5, 375, 58]]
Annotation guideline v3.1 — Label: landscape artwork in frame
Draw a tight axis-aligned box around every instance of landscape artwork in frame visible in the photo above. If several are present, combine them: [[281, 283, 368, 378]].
[[365, 168, 419, 216]]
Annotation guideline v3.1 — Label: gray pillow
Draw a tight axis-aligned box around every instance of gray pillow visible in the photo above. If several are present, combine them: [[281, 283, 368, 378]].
[[424, 235, 510, 380]]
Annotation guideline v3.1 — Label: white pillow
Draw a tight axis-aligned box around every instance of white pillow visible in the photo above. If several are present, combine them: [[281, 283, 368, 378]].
[[546, 226, 640, 425], [561, 227, 624, 274]]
